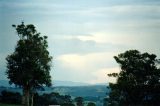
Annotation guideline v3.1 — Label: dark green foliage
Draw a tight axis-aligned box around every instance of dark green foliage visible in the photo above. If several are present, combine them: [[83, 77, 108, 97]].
[[6, 22, 52, 88], [0, 90, 21, 104], [75, 97, 84, 106], [107, 50, 160, 106], [6, 22, 52, 106], [34, 92, 75, 106], [87, 102, 96, 106]]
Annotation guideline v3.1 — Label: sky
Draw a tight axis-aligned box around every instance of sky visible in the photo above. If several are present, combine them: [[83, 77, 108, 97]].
[[0, 0, 160, 84]]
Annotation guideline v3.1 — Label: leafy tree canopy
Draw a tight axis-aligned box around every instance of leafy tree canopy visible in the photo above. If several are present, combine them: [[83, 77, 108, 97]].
[[107, 50, 160, 106], [6, 22, 52, 106]]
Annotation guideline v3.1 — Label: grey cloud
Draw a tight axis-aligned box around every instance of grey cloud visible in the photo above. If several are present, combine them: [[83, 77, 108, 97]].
[[49, 37, 128, 56]]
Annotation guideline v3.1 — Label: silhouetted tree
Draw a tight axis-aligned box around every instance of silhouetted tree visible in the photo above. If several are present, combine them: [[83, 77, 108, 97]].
[[107, 50, 160, 106], [75, 97, 84, 106], [6, 22, 52, 106]]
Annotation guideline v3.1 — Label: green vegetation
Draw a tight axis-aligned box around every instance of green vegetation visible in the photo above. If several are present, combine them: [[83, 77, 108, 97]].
[[6, 22, 52, 106], [0, 90, 21, 104], [107, 50, 160, 105], [34, 92, 75, 106], [0, 85, 107, 105], [87, 102, 96, 106], [75, 97, 84, 106], [0, 90, 75, 106]]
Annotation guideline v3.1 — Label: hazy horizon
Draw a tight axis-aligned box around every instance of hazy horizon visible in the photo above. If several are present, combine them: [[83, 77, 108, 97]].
[[0, 0, 160, 84]]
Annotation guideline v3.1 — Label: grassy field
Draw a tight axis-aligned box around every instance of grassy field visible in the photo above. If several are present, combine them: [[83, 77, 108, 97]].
[[0, 103, 22, 106]]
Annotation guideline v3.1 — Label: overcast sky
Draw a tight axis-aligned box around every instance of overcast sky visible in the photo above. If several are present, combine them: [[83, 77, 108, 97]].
[[0, 0, 160, 84]]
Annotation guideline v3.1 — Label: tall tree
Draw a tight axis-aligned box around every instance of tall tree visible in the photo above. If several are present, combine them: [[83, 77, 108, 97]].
[[6, 22, 52, 106], [107, 50, 160, 106]]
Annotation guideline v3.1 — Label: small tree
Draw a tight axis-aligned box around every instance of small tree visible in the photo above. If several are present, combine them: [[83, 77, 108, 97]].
[[6, 22, 52, 106], [107, 50, 160, 105]]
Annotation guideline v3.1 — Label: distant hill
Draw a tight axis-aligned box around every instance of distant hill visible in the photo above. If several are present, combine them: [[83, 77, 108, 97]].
[[0, 79, 107, 87], [0, 79, 88, 87], [0, 80, 109, 97], [50, 85, 109, 105], [52, 80, 90, 86], [50, 85, 109, 97]]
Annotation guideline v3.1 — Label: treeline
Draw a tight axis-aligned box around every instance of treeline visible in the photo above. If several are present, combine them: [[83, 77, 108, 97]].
[[0, 90, 96, 106], [34, 92, 74, 106]]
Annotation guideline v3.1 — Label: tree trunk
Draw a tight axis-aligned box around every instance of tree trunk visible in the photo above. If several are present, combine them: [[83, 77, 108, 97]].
[[22, 89, 25, 105], [24, 88, 30, 106], [30, 93, 34, 106]]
